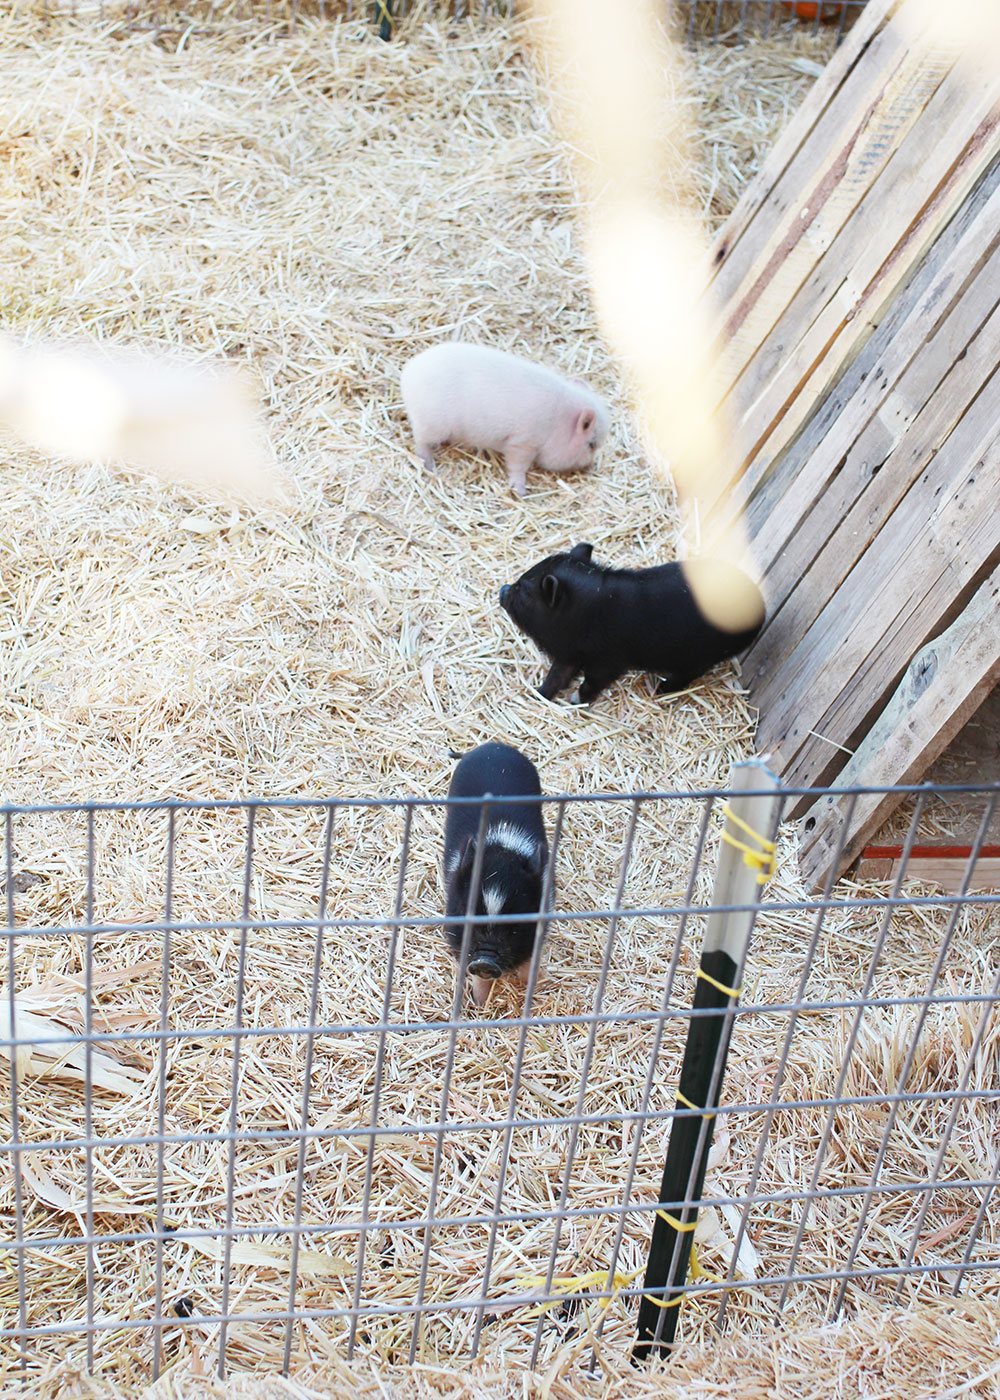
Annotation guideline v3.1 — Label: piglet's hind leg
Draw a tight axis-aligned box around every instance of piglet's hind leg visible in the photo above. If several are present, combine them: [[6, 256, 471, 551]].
[[654, 672, 692, 695]]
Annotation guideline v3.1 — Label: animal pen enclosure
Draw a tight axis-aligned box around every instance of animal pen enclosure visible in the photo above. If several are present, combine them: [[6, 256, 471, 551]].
[[0, 0, 998, 1397], [3, 771, 1000, 1385]]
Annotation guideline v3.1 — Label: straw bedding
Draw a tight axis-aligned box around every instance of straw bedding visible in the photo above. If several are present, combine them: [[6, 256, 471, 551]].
[[24, 1295, 1000, 1398], [0, 5, 997, 1397]]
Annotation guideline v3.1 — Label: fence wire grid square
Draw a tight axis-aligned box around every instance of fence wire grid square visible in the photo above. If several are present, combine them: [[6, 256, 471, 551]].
[[2, 774, 999, 1382]]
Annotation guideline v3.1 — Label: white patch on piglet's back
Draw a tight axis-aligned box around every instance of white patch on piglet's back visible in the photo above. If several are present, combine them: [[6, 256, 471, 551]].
[[487, 823, 539, 861]]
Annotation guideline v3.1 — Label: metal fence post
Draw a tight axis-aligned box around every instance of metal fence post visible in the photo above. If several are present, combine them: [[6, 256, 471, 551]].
[[374, 0, 393, 38], [635, 758, 782, 1360]]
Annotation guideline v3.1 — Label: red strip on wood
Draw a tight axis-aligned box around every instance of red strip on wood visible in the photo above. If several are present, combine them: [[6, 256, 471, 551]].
[[861, 845, 1000, 860]]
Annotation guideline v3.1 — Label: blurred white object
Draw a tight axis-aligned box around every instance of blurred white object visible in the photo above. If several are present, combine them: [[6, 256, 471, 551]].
[[0, 333, 286, 502]]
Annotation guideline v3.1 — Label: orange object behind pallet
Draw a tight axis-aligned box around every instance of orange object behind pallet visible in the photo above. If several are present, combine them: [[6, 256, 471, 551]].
[[781, 1, 856, 19], [861, 845, 1000, 861]]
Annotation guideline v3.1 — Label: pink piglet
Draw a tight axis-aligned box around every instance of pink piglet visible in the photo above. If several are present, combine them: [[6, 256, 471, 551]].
[[400, 341, 609, 497]]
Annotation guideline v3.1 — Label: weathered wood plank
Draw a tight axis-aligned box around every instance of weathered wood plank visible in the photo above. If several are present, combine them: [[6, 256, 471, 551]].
[[747, 291, 1000, 713], [720, 31, 955, 370], [921, 683, 1000, 796], [797, 559, 1000, 887], [705, 70, 1000, 527], [743, 162, 1000, 587], [702, 0, 1000, 843], [854, 855, 1000, 891], [709, 0, 900, 269], [756, 397, 1000, 783], [788, 466, 1000, 798], [705, 0, 941, 355], [711, 15, 922, 353], [719, 156, 1000, 556], [744, 268, 1000, 690], [762, 250, 1000, 611], [795, 456, 1000, 792]]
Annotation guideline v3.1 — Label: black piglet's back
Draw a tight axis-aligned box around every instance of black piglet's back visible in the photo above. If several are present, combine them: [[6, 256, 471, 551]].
[[444, 743, 546, 859]]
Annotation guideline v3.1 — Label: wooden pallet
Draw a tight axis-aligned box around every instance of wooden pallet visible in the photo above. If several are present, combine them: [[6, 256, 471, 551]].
[[854, 852, 1000, 892], [707, 0, 1000, 888], [833, 685, 1000, 890]]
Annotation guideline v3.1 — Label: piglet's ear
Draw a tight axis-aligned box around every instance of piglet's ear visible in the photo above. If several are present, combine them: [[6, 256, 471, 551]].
[[526, 844, 547, 879], [454, 834, 476, 880], [541, 574, 561, 609], [569, 542, 593, 564]]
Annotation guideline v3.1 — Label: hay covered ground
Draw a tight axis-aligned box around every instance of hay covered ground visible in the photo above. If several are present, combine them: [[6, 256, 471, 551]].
[[1, 5, 998, 1397]]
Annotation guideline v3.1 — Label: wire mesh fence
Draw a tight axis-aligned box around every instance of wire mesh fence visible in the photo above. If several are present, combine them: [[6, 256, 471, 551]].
[[2, 764, 999, 1382], [19, 0, 868, 43]]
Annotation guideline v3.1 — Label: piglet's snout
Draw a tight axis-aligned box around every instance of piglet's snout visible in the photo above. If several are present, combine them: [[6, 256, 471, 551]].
[[499, 584, 511, 607], [468, 955, 503, 980]]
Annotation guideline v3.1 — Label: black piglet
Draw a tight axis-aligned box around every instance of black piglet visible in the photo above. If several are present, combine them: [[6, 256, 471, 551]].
[[499, 542, 765, 705], [443, 742, 549, 1007]]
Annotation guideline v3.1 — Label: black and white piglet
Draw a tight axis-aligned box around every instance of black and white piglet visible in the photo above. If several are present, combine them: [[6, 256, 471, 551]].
[[443, 742, 549, 1007], [499, 543, 765, 704]]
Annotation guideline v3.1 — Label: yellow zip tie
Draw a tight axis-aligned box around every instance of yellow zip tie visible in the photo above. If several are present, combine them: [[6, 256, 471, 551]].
[[696, 967, 742, 998], [515, 1265, 642, 1319], [522, 1237, 717, 1318], [719, 802, 776, 885], [676, 1089, 714, 1120], [719, 830, 774, 883], [721, 802, 777, 850], [513, 1227, 718, 1321], [643, 1288, 684, 1310], [689, 1250, 725, 1285], [655, 1210, 696, 1231], [641, 1246, 704, 1309]]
